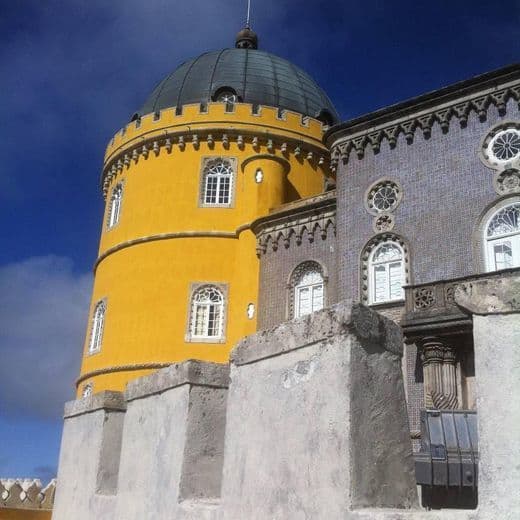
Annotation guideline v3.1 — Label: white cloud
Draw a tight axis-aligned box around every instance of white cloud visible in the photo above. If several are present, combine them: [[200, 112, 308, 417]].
[[0, 256, 92, 418]]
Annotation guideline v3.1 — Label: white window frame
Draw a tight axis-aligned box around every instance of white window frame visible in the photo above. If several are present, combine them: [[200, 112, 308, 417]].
[[484, 202, 520, 271], [187, 284, 226, 342], [106, 182, 123, 229], [368, 242, 405, 304], [88, 299, 106, 354], [294, 271, 324, 318], [200, 158, 236, 208]]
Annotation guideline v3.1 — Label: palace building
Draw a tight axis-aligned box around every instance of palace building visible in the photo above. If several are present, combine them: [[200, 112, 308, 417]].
[[46, 24, 520, 519]]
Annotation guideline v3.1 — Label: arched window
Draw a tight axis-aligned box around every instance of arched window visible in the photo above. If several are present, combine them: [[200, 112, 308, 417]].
[[189, 286, 225, 339], [107, 183, 123, 229], [485, 202, 520, 271], [88, 300, 106, 354], [369, 242, 404, 304], [82, 383, 93, 398], [202, 159, 234, 206], [289, 261, 325, 319]]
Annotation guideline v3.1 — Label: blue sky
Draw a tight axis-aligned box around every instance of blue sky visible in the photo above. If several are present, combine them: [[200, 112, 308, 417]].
[[0, 0, 518, 481]]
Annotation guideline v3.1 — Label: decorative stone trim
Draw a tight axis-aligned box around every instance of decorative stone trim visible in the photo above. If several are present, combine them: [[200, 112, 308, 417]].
[[479, 120, 520, 171], [251, 191, 336, 256], [494, 168, 520, 195], [102, 129, 329, 199], [76, 363, 172, 387], [95, 228, 249, 271], [360, 233, 411, 304], [373, 214, 395, 232], [364, 178, 403, 216], [328, 73, 520, 168]]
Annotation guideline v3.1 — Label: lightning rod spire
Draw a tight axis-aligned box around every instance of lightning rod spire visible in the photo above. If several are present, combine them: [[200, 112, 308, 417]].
[[246, 0, 251, 28]]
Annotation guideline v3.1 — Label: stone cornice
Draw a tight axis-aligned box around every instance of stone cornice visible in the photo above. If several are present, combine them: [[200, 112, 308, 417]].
[[102, 129, 329, 199], [326, 64, 520, 167], [251, 191, 336, 255]]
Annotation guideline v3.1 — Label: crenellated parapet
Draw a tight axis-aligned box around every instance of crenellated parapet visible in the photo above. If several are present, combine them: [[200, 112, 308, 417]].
[[0, 479, 56, 511], [101, 103, 331, 198]]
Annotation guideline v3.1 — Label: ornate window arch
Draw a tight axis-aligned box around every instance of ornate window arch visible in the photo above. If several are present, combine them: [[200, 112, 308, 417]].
[[361, 234, 410, 305], [107, 182, 123, 229], [200, 158, 236, 207], [288, 261, 326, 319], [483, 201, 520, 271], [187, 284, 226, 341], [88, 299, 106, 354]]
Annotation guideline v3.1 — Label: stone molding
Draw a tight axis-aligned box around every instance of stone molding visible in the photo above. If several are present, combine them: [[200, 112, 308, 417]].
[[231, 302, 403, 366], [64, 390, 126, 418], [102, 128, 329, 199], [94, 227, 250, 271], [0, 479, 56, 511], [327, 71, 520, 168], [76, 362, 173, 386], [125, 360, 230, 402], [251, 191, 336, 255]]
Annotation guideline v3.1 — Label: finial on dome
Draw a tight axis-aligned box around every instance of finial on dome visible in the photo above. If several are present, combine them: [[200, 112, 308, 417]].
[[235, 26, 258, 49], [235, 0, 258, 49]]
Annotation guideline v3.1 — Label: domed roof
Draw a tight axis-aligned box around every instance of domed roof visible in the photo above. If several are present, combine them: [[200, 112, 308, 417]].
[[135, 46, 339, 124]]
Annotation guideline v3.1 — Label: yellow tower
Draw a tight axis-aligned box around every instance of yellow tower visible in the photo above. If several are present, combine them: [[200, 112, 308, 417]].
[[77, 28, 338, 395]]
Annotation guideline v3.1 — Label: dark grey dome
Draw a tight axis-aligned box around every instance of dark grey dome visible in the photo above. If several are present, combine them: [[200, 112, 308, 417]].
[[135, 48, 339, 124]]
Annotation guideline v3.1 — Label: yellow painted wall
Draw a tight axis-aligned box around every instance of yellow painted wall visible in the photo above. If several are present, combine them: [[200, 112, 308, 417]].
[[77, 103, 329, 395]]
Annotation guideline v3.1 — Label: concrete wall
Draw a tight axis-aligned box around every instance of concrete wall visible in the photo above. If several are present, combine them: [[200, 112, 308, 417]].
[[53, 292, 520, 520]]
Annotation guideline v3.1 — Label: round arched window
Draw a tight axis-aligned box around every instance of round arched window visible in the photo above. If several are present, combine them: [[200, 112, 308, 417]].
[[290, 261, 325, 318], [369, 242, 404, 303], [485, 202, 520, 271]]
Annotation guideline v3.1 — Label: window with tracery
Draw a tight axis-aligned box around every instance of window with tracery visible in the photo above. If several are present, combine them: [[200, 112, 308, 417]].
[[107, 183, 123, 229], [365, 179, 402, 215], [201, 159, 234, 206], [88, 300, 106, 354], [369, 242, 404, 303], [189, 285, 225, 340], [289, 261, 325, 319], [490, 129, 520, 163], [485, 202, 520, 271]]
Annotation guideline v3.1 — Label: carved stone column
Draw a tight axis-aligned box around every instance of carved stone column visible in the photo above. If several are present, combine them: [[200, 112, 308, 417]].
[[420, 337, 458, 409]]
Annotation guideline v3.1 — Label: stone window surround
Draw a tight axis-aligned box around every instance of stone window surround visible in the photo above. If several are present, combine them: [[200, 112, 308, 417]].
[[185, 282, 229, 344], [286, 260, 328, 320], [87, 297, 107, 356], [198, 156, 237, 209], [360, 233, 411, 306], [364, 177, 403, 216], [106, 179, 125, 231], [479, 120, 520, 171]]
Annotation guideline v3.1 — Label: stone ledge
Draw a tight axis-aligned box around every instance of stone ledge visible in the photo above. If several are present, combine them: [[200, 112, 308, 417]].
[[64, 391, 126, 419], [455, 272, 520, 315], [232, 301, 403, 366], [125, 360, 230, 402]]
